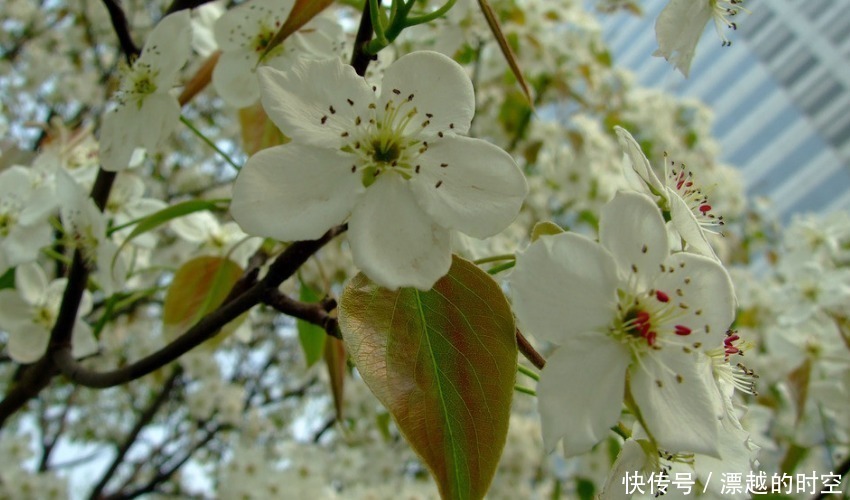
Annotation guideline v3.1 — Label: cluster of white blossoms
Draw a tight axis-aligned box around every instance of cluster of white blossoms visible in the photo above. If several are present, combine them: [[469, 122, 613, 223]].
[[4, 0, 850, 497], [511, 192, 738, 453], [230, 51, 528, 290]]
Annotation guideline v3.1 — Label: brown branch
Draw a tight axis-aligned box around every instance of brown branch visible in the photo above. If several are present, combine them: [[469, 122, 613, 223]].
[[516, 329, 545, 370], [263, 289, 341, 339], [163, 0, 216, 16], [350, 0, 376, 77], [0, 169, 116, 429], [105, 423, 223, 499], [101, 0, 140, 62], [88, 369, 182, 500], [51, 225, 347, 388]]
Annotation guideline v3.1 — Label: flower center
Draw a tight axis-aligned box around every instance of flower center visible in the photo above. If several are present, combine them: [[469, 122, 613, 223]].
[[371, 139, 401, 164], [613, 289, 692, 351], [666, 156, 724, 231], [342, 91, 432, 187]]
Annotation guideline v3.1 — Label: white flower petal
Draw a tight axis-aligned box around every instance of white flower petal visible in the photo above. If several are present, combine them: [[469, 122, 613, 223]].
[[630, 351, 721, 456], [348, 175, 451, 290], [654, 0, 710, 77], [213, 0, 293, 52], [139, 11, 192, 87], [71, 320, 98, 359], [100, 94, 181, 171], [212, 51, 261, 107], [231, 144, 364, 241], [653, 252, 735, 344], [15, 263, 48, 305], [600, 191, 668, 286], [3, 223, 52, 267], [8, 323, 49, 364], [172, 211, 217, 243], [257, 61, 373, 148], [378, 51, 475, 136], [137, 93, 182, 151], [614, 126, 664, 194], [412, 135, 526, 238], [511, 233, 620, 345], [600, 439, 653, 500], [668, 189, 718, 260], [0, 290, 31, 329], [537, 333, 631, 455]]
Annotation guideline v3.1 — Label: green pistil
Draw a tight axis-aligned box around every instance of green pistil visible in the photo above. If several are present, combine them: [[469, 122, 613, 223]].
[[371, 140, 400, 163]]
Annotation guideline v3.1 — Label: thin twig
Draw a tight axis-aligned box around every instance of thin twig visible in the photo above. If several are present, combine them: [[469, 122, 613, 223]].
[[101, 0, 140, 62], [88, 369, 182, 500], [263, 289, 341, 339], [350, 0, 376, 77], [51, 225, 347, 388], [516, 329, 545, 370]]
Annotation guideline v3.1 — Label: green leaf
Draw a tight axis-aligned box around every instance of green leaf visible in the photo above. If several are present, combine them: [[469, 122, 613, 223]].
[[297, 283, 327, 368], [0, 267, 14, 290], [339, 255, 517, 500], [162, 256, 244, 345], [324, 336, 347, 420], [112, 199, 229, 248]]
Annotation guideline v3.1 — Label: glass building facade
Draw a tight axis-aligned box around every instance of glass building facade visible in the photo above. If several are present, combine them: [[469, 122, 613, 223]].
[[598, 0, 850, 220]]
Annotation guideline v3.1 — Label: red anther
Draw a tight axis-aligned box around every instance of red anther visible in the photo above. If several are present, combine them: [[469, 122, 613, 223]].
[[656, 290, 670, 303], [674, 325, 692, 336], [699, 204, 712, 213], [725, 334, 740, 343], [645, 331, 657, 346]]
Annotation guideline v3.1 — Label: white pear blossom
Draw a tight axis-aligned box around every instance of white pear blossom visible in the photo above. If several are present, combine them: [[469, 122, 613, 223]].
[[0, 166, 59, 274], [57, 171, 127, 296], [616, 126, 723, 260], [0, 263, 96, 363], [171, 210, 261, 265], [654, 0, 745, 77], [231, 51, 528, 290], [99, 11, 192, 171], [510, 191, 736, 457], [106, 173, 167, 248], [212, 0, 343, 108]]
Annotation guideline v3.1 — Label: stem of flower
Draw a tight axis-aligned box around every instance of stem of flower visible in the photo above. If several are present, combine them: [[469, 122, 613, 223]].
[[351, 0, 376, 76], [514, 385, 536, 396], [405, 0, 457, 26], [517, 364, 540, 381], [180, 116, 241, 171], [486, 261, 515, 275], [473, 253, 516, 265], [516, 329, 546, 370]]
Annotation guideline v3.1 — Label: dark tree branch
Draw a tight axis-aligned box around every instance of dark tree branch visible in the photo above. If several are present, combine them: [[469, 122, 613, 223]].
[[0, 169, 117, 428], [163, 0, 216, 16], [37, 387, 77, 472], [105, 423, 223, 500], [263, 289, 341, 339], [52, 225, 347, 388], [350, 0, 376, 77], [516, 329, 545, 370], [101, 0, 140, 62], [88, 369, 182, 500]]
